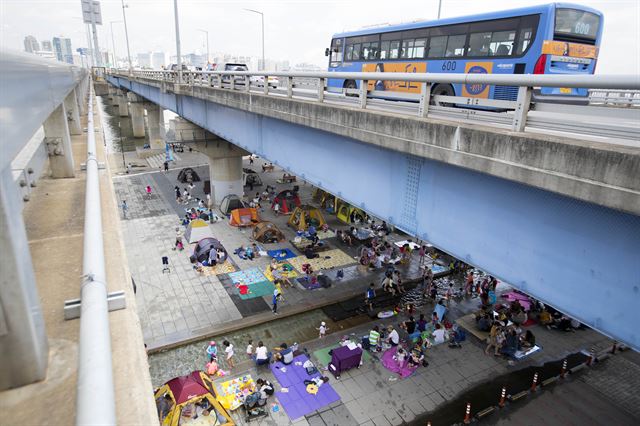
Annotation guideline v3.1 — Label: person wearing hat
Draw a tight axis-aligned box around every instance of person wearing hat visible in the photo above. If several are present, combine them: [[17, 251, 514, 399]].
[[317, 321, 328, 338], [206, 341, 218, 361]]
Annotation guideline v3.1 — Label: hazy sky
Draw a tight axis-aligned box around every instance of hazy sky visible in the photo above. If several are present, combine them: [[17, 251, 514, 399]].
[[1, 0, 638, 73]]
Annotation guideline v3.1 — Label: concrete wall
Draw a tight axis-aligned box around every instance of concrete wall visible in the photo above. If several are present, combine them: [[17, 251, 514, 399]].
[[107, 76, 640, 350]]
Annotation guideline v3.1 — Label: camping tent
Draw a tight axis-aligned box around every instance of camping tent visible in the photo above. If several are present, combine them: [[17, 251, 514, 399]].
[[271, 190, 300, 214], [229, 208, 260, 227], [177, 167, 201, 183], [242, 168, 263, 187], [219, 194, 246, 216], [312, 189, 338, 213], [288, 205, 326, 231], [252, 221, 286, 243], [183, 219, 214, 243], [189, 238, 228, 264], [154, 371, 234, 426], [337, 204, 367, 224]]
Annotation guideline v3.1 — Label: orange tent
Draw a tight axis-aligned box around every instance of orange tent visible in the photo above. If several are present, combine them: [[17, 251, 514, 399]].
[[229, 208, 260, 227]]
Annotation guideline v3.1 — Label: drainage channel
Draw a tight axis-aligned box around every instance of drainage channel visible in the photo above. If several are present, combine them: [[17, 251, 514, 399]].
[[410, 352, 590, 425], [148, 307, 373, 389]]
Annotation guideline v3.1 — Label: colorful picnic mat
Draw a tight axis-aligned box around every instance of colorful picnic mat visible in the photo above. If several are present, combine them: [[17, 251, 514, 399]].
[[381, 346, 418, 378], [264, 263, 298, 281], [270, 354, 341, 420], [228, 268, 275, 299], [267, 248, 297, 260], [313, 343, 371, 367], [288, 249, 355, 273], [198, 260, 237, 276], [215, 374, 255, 410]]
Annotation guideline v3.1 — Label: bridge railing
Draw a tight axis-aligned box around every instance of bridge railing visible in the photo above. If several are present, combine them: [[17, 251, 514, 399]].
[[589, 89, 640, 107], [107, 69, 640, 136]]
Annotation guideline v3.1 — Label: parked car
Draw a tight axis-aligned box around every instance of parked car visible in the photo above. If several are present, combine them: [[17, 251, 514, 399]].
[[249, 75, 280, 89]]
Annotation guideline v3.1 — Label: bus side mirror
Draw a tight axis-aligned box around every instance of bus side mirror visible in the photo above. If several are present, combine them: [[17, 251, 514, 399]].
[[325, 48, 330, 57]]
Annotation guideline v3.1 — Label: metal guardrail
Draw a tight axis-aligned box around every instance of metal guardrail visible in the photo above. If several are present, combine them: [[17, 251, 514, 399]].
[[589, 89, 640, 107], [108, 69, 640, 139], [76, 87, 116, 426]]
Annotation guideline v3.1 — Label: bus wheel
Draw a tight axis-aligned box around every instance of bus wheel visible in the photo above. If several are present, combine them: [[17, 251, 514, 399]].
[[344, 80, 358, 97], [431, 84, 455, 107]]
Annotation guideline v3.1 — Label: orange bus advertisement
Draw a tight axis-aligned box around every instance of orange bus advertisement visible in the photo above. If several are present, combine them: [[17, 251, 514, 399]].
[[362, 62, 427, 93], [461, 62, 493, 98], [541, 40, 598, 58]]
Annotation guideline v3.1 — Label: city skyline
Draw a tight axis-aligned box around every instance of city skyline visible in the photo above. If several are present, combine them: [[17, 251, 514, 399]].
[[2, 0, 639, 74]]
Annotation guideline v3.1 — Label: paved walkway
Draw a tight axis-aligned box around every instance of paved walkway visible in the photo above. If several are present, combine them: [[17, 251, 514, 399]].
[[112, 154, 426, 350]]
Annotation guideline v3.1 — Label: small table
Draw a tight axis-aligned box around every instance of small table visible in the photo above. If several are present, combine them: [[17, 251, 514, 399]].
[[328, 344, 362, 379]]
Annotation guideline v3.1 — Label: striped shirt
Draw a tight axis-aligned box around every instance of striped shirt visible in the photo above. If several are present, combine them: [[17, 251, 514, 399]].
[[369, 330, 380, 346]]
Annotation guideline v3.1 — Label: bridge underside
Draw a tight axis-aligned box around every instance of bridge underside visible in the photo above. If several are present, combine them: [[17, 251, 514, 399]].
[[107, 76, 640, 351]]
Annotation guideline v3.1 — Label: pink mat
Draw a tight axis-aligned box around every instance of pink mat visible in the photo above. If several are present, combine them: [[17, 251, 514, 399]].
[[502, 291, 532, 311], [381, 347, 418, 378]]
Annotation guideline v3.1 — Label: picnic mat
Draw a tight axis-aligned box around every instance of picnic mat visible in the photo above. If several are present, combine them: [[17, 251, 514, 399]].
[[514, 345, 542, 360], [215, 374, 255, 411], [198, 260, 237, 275], [313, 343, 371, 367], [288, 249, 356, 272], [381, 346, 418, 378], [296, 276, 322, 290], [317, 229, 336, 239], [267, 248, 297, 260], [430, 264, 449, 275], [456, 313, 490, 342], [271, 354, 341, 420], [290, 238, 331, 251], [264, 263, 298, 281], [228, 268, 275, 300], [502, 291, 533, 311]]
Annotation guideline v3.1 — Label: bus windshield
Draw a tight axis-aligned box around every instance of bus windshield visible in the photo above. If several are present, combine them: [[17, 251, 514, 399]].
[[554, 8, 600, 41]]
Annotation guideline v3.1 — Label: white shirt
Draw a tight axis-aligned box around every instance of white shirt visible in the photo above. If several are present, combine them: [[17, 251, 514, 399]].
[[433, 328, 446, 344], [319, 325, 327, 335], [388, 329, 400, 345], [225, 344, 234, 359], [255, 346, 268, 360], [246, 344, 254, 355]]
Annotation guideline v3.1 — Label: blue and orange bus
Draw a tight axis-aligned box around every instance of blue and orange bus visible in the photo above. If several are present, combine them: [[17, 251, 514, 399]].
[[325, 3, 603, 103]]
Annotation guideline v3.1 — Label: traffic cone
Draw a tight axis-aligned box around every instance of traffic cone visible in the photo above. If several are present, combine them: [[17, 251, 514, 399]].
[[530, 372, 539, 392], [611, 341, 618, 354], [586, 345, 596, 366], [560, 359, 568, 378], [463, 402, 472, 424], [499, 386, 506, 407]]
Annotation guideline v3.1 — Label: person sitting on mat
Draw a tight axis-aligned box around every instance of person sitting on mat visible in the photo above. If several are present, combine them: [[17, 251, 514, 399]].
[[520, 330, 536, 349], [302, 359, 318, 375], [256, 378, 274, 400], [304, 376, 329, 388]]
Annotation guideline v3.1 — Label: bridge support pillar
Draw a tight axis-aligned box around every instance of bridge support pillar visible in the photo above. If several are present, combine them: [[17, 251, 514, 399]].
[[117, 91, 129, 117], [127, 93, 145, 138], [64, 88, 82, 136], [43, 102, 75, 178], [199, 137, 249, 204], [0, 166, 48, 390], [145, 103, 164, 150]]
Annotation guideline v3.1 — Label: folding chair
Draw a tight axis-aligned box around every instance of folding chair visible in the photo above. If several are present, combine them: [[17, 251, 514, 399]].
[[162, 256, 170, 273]]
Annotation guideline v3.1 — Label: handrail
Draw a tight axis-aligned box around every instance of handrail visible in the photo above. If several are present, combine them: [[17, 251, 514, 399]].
[[75, 86, 117, 426], [109, 68, 640, 89]]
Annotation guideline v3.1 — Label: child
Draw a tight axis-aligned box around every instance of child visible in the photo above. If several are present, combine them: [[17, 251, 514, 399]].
[[206, 341, 217, 361], [365, 283, 376, 311], [246, 340, 254, 359], [445, 283, 454, 306], [145, 185, 152, 198], [317, 321, 328, 338], [394, 348, 406, 368], [418, 245, 427, 266], [223, 340, 235, 369]]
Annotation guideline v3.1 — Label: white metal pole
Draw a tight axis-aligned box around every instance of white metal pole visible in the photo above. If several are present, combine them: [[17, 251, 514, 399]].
[[437, 0, 443, 19], [174, 0, 182, 79], [197, 29, 209, 67], [75, 86, 116, 426], [89, 1, 102, 66], [86, 23, 94, 67], [121, 0, 133, 72], [110, 21, 122, 68], [261, 12, 265, 71]]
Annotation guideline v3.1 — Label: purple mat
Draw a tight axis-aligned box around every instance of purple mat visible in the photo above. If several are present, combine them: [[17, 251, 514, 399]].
[[381, 347, 418, 379], [271, 354, 341, 420]]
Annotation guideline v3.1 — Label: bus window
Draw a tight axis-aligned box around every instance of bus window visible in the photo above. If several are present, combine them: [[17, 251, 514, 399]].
[[428, 36, 447, 57], [380, 41, 390, 59], [555, 8, 600, 43], [489, 30, 515, 56], [369, 41, 379, 59], [389, 40, 400, 59], [401, 39, 414, 58], [362, 42, 371, 60], [352, 43, 361, 60], [445, 35, 466, 57], [516, 15, 540, 55], [330, 38, 343, 64], [468, 32, 491, 56], [345, 44, 354, 61], [414, 38, 427, 58]]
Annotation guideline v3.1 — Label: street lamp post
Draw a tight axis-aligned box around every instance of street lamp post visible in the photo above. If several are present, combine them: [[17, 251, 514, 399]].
[[437, 0, 443, 19], [244, 9, 265, 70], [174, 0, 182, 80], [197, 29, 210, 68], [120, 0, 133, 72], [110, 20, 123, 68]]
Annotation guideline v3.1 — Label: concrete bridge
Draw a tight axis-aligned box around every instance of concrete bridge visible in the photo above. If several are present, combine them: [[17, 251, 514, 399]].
[[105, 69, 640, 351]]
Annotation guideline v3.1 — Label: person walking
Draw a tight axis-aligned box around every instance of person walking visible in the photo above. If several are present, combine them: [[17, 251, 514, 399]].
[[121, 200, 128, 219], [145, 185, 152, 199], [272, 288, 279, 314], [223, 340, 235, 369], [163, 161, 169, 172], [317, 321, 328, 338]]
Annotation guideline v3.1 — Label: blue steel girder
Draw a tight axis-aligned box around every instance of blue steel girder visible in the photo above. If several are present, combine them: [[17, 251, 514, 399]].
[[107, 76, 640, 350]]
